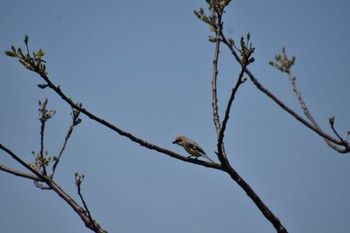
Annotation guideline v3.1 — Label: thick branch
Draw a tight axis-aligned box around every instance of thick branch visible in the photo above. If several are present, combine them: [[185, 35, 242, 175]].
[[222, 163, 288, 233]]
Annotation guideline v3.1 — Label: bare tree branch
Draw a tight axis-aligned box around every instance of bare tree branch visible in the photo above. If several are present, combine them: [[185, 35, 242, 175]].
[[0, 143, 45, 180], [39, 117, 47, 175], [249, 70, 349, 153], [287, 72, 343, 151], [211, 14, 222, 136], [329, 116, 349, 146], [75, 173, 101, 233], [51, 107, 81, 178], [0, 163, 41, 181], [222, 162, 287, 233], [219, 32, 350, 153], [200, 3, 288, 232], [217, 64, 246, 156], [209, 12, 231, 163], [5, 2, 348, 232], [32, 69, 223, 169], [217, 33, 254, 159], [288, 73, 320, 128], [0, 142, 108, 233], [49, 177, 107, 233], [39, 99, 49, 176], [7, 40, 289, 232]]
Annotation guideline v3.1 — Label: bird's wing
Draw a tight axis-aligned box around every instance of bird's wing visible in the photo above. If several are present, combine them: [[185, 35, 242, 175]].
[[188, 139, 206, 155]]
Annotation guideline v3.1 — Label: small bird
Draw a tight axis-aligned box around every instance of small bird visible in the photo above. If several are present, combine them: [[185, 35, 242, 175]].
[[173, 136, 215, 163]]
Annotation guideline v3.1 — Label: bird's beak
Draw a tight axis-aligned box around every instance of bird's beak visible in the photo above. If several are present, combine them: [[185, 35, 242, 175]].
[[172, 140, 178, 144]]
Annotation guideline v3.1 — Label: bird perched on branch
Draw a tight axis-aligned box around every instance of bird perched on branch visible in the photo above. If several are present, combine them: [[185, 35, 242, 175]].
[[173, 136, 215, 163]]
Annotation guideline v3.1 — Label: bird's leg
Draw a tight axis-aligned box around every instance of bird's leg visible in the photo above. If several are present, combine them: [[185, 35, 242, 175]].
[[188, 155, 198, 160]]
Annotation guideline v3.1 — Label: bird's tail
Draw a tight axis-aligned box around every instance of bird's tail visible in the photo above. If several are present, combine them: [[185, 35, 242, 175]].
[[202, 154, 215, 164]]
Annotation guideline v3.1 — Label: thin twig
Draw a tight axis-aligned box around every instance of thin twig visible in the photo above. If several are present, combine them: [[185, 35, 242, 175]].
[[345, 131, 350, 142], [39, 117, 48, 175], [76, 176, 99, 232], [51, 125, 72, 177], [287, 73, 338, 150], [39, 100, 48, 176], [288, 73, 322, 129], [330, 119, 348, 146], [51, 109, 79, 178], [0, 164, 42, 181], [210, 13, 231, 162], [211, 14, 222, 135], [217, 62, 247, 157]]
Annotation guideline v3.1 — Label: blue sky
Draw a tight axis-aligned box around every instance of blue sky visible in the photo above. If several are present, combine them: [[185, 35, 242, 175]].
[[1, 1, 350, 232]]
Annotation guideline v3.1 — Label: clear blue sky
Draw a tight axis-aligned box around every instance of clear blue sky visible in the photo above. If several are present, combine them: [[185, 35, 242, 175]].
[[1, 1, 350, 232]]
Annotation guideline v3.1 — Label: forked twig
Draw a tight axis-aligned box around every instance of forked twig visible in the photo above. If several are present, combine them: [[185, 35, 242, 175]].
[[220, 33, 350, 153]]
